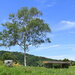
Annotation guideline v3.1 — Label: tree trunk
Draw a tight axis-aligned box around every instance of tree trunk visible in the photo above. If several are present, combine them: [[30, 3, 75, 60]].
[[24, 36, 26, 66], [24, 49, 26, 66]]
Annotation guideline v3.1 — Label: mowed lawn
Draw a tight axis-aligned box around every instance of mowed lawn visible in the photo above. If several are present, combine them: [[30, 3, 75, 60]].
[[0, 65, 75, 75]]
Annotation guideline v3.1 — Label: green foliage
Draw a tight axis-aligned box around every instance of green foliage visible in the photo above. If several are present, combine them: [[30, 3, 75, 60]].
[[70, 61, 75, 66], [2, 52, 17, 62], [63, 58, 70, 62], [37, 61, 44, 67], [0, 7, 51, 48], [0, 60, 3, 66]]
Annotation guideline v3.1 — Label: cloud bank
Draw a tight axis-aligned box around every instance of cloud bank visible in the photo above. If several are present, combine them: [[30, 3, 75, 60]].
[[53, 20, 75, 32]]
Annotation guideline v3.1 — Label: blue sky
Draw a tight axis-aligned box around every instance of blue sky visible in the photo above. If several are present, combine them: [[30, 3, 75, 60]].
[[0, 0, 75, 60]]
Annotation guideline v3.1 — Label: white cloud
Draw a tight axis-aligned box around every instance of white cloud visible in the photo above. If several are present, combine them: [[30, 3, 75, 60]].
[[47, 55, 75, 60], [47, 4, 54, 7], [34, 44, 75, 52], [46, 1, 56, 7], [35, 0, 46, 3], [29, 44, 75, 60], [35, 44, 60, 51], [54, 20, 75, 31], [60, 21, 75, 29], [34, 0, 56, 8], [49, 44, 60, 48]]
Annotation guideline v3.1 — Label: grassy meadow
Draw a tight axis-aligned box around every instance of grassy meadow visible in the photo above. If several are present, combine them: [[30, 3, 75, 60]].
[[0, 65, 75, 75]]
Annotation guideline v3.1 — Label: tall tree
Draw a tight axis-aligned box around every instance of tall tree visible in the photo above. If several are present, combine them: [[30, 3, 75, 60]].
[[0, 7, 51, 66]]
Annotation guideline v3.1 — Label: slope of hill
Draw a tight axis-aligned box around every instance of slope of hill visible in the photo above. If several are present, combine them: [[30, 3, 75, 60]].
[[0, 50, 54, 66]]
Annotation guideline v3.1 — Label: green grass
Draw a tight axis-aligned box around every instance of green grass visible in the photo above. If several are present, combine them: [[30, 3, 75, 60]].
[[0, 65, 75, 75]]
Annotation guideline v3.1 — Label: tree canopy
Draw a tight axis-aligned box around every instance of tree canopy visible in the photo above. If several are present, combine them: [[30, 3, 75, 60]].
[[0, 7, 51, 66]]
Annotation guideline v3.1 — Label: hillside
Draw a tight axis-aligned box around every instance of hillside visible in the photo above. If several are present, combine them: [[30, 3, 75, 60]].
[[0, 50, 54, 66]]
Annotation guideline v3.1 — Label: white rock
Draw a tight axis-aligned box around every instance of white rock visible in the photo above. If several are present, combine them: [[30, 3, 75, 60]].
[[4, 60, 13, 67]]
